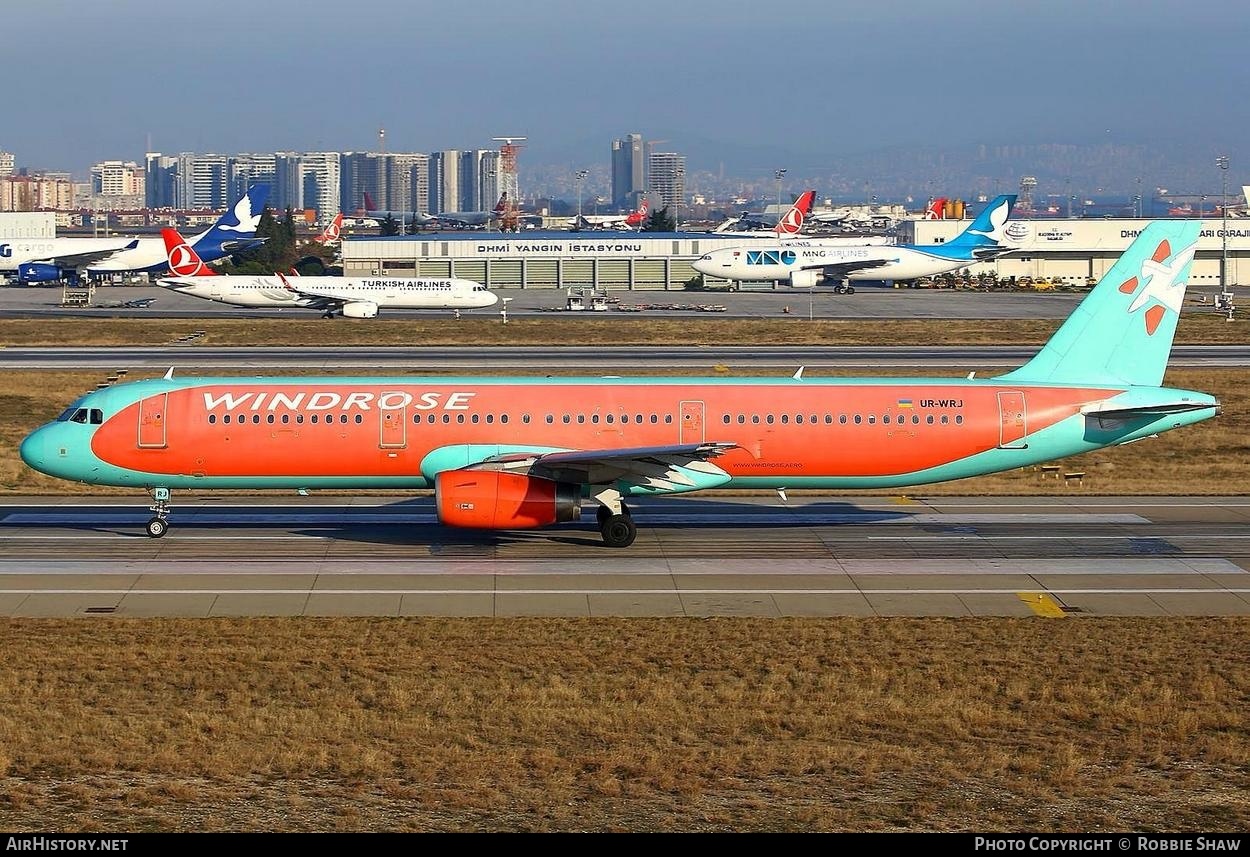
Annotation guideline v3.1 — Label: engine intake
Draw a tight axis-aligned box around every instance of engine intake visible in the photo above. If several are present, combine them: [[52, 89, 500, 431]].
[[435, 470, 582, 529], [341, 300, 378, 318], [788, 269, 821, 288], [18, 262, 72, 284]]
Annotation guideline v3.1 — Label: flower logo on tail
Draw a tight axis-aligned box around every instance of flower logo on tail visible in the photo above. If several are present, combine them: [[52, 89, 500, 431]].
[[1118, 238, 1195, 336]]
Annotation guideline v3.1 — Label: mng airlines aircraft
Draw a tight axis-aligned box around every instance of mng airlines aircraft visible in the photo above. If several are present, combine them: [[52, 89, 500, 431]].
[[693, 193, 1017, 290]]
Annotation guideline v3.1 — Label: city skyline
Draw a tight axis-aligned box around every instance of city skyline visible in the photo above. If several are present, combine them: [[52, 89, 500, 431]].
[[3, 0, 1245, 185]]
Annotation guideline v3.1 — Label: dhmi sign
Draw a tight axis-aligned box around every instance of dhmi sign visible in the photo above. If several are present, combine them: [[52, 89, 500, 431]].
[[474, 242, 647, 256]]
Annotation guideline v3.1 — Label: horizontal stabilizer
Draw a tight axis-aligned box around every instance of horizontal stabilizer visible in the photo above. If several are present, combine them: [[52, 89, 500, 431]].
[[1081, 401, 1217, 420]]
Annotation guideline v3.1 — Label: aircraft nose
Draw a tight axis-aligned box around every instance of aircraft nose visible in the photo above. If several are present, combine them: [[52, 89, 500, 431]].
[[19, 424, 87, 481], [692, 256, 715, 275], [19, 427, 53, 476]]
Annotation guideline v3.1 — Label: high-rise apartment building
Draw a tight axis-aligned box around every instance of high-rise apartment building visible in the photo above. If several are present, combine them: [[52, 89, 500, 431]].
[[175, 153, 228, 209], [611, 133, 645, 209], [144, 153, 177, 208], [647, 151, 686, 210], [90, 160, 145, 197], [227, 154, 276, 204], [429, 150, 460, 214]]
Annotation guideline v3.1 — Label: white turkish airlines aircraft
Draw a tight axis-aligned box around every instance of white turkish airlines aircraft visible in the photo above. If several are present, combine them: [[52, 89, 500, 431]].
[[572, 199, 650, 230], [157, 229, 497, 318]]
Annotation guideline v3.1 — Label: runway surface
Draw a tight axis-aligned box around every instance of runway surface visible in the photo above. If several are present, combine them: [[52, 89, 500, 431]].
[[2, 283, 1241, 321], [3, 344, 1248, 369], [1, 495, 1247, 618], [0, 285, 1093, 320]]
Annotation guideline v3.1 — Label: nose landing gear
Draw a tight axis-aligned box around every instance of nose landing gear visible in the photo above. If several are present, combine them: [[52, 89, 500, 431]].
[[146, 487, 171, 538]]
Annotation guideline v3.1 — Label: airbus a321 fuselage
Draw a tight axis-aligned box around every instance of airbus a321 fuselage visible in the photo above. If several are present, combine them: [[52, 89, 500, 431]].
[[21, 223, 1217, 547], [157, 229, 496, 317]]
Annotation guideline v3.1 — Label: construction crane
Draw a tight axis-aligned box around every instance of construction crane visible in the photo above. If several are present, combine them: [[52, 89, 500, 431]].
[[492, 136, 527, 232]]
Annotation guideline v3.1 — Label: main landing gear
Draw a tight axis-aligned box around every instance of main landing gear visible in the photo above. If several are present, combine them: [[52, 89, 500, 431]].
[[146, 487, 171, 538], [593, 488, 636, 548]]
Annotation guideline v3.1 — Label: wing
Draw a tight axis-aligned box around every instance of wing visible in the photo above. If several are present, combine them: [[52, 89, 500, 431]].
[[218, 237, 268, 253], [468, 442, 738, 494], [804, 257, 893, 279], [274, 272, 354, 308], [47, 240, 140, 270]]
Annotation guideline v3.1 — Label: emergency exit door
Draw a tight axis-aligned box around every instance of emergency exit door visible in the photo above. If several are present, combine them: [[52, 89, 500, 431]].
[[679, 400, 705, 444], [137, 393, 168, 449], [997, 391, 1027, 449], [379, 398, 407, 448]]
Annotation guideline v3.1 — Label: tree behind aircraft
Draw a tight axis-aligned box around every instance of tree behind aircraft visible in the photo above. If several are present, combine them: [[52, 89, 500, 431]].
[[644, 206, 676, 232], [214, 207, 302, 275]]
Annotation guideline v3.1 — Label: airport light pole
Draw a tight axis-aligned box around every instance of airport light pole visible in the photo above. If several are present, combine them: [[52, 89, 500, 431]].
[[1218, 155, 1229, 291], [1136, 176, 1143, 217], [674, 167, 684, 230], [574, 169, 588, 226], [775, 168, 786, 222]]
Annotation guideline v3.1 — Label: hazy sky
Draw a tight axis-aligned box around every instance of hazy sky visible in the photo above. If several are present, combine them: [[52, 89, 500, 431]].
[[5, 0, 1247, 175]]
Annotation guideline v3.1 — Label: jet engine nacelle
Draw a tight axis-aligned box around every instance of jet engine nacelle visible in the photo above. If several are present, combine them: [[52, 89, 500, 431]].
[[788, 270, 821, 288], [18, 262, 74, 284], [435, 470, 582, 529], [341, 300, 378, 319]]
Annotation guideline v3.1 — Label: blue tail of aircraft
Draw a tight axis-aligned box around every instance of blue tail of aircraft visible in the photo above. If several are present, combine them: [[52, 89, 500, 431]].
[[190, 184, 269, 261], [942, 193, 1017, 257]]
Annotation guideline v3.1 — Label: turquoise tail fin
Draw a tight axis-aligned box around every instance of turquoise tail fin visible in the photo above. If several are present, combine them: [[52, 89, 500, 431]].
[[945, 193, 1017, 250], [997, 221, 1200, 388]]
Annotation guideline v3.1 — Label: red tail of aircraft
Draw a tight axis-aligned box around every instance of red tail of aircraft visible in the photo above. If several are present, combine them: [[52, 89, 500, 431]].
[[624, 199, 649, 228], [160, 228, 217, 277], [314, 212, 343, 244], [775, 190, 815, 236], [924, 197, 949, 219]]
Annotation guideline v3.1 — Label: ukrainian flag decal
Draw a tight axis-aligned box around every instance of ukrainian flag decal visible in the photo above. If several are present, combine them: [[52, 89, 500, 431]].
[[897, 398, 913, 409]]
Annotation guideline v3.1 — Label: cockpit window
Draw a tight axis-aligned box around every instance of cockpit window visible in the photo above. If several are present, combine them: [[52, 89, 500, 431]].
[[89, 409, 103, 425], [69, 409, 88, 424], [56, 407, 78, 422]]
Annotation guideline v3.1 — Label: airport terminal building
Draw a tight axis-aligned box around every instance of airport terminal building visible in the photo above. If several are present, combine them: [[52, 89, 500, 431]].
[[341, 231, 777, 291], [902, 218, 1249, 287], [341, 219, 1249, 290]]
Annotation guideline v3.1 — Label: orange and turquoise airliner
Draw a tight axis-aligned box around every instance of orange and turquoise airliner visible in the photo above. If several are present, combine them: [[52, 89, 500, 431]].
[[20, 222, 1218, 547]]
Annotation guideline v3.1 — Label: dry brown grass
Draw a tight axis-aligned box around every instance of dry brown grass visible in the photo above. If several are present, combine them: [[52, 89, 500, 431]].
[[1, 367, 1246, 496], [0, 617, 1245, 831], [0, 312, 1245, 347]]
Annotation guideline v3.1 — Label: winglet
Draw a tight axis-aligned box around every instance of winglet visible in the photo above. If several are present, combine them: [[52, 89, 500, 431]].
[[275, 271, 297, 292], [792, 366, 805, 380], [163, 367, 174, 380]]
